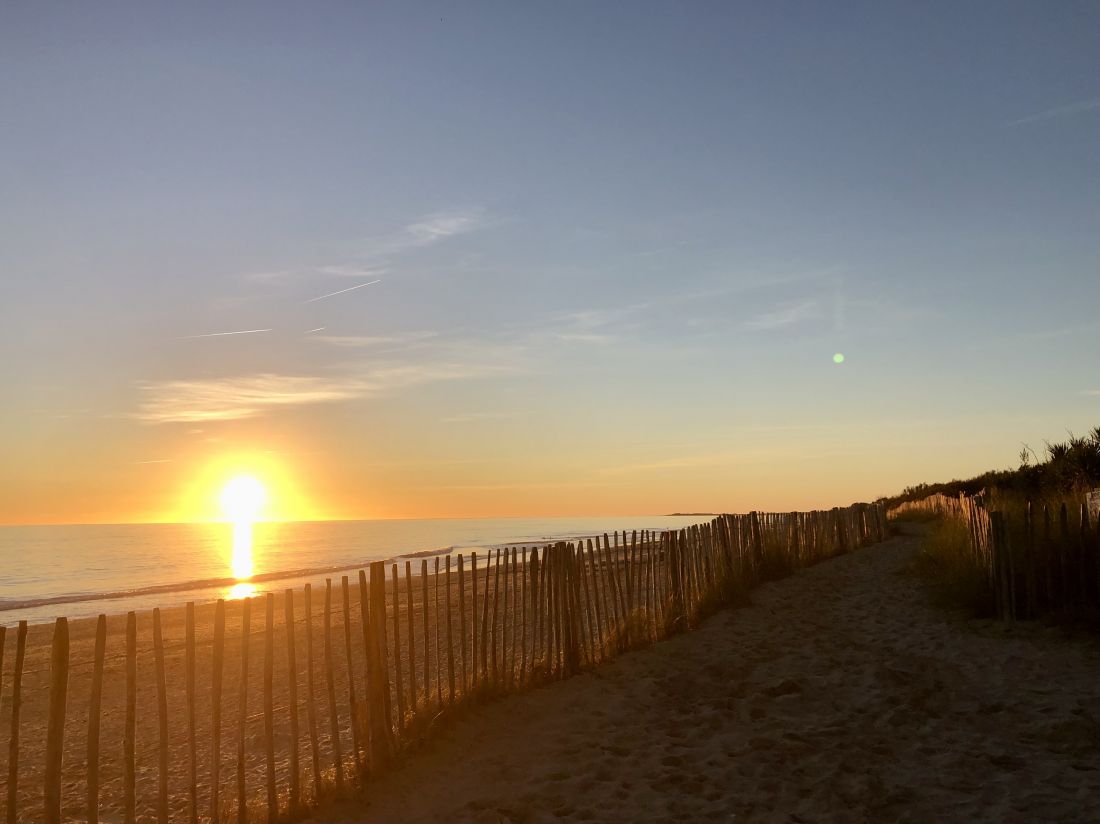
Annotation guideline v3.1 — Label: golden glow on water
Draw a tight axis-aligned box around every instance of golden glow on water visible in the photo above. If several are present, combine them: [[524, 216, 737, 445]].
[[227, 581, 258, 600], [230, 520, 255, 579], [221, 475, 267, 581]]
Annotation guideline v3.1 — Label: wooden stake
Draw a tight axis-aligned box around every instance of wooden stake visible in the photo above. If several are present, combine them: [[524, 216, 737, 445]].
[[404, 561, 417, 719], [366, 562, 394, 768], [434, 557, 443, 710], [356, 571, 373, 764], [263, 595, 277, 822], [470, 552, 478, 690], [86, 615, 106, 824], [501, 549, 510, 687], [185, 603, 198, 824], [479, 552, 492, 681], [490, 548, 502, 685], [421, 560, 431, 710], [44, 617, 69, 824], [302, 585, 321, 798], [391, 564, 406, 733], [323, 580, 344, 789], [283, 591, 301, 813], [458, 554, 468, 695], [6, 620, 27, 824], [340, 576, 363, 770], [236, 597, 252, 824], [153, 609, 169, 824], [445, 556, 456, 704], [124, 611, 137, 824], [210, 601, 225, 824], [519, 549, 528, 684]]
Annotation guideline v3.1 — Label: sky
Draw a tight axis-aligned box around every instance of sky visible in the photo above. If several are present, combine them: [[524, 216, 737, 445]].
[[1, 1, 1097, 524]]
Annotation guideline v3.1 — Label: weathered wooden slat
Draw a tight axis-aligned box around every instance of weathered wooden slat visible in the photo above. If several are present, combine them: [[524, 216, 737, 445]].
[[86, 615, 106, 824], [44, 617, 69, 824], [236, 597, 252, 824]]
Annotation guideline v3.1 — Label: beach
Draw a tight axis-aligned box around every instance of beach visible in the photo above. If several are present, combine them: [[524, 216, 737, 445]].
[[307, 524, 1100, 824]]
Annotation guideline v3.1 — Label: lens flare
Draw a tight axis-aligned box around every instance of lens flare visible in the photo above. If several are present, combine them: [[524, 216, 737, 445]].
[[833, 353, 845, 364]]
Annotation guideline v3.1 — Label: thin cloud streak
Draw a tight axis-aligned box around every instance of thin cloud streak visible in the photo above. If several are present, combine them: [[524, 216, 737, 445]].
[[180, 328, 272, 339], [1007, 98, 1100, 126], [136, 374, 368, 423], [745, 300, 820, 330], [305, 279, 381, 303]]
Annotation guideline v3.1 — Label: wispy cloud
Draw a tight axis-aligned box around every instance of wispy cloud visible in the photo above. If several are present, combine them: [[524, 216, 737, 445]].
[[1007, 97, 1100, 126], [136, 354, 518, 423], [305, 279, 381, 303], [134, 459, 172, 464], [315, 264, 387, 279], [180, 328, 272, 339], [136, 374, 368, 423], [745, 300, 821, 330], [312, 331, 439, 348], [1081, 389, 1100, 397], [355, 208, 489, 262]]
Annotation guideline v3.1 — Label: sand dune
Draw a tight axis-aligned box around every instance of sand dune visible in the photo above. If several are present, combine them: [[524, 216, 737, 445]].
[[307, 525, 1100, 824]]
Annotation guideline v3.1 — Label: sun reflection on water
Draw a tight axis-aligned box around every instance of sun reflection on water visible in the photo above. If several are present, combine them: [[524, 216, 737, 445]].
[[226, 581, 258, 600], [231, 520, 254, 580]]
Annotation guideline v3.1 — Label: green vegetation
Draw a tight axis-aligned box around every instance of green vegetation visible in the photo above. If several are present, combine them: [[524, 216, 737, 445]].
[[881, 427, 1100, 508]]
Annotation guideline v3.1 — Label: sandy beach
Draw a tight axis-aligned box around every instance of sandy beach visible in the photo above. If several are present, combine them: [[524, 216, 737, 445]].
[[306, 524, 1100, 824]]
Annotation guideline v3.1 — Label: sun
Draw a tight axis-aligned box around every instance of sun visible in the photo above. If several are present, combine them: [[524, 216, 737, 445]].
[[220, 476, 267, 522]]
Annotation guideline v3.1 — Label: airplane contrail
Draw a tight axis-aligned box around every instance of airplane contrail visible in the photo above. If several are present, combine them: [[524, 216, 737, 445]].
[[306, 327, 327, 333], [305, 279, 381, 303], [180, 328, 273, 339]]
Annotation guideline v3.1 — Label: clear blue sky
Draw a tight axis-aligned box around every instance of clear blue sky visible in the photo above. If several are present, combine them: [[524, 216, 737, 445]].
[[1, 2, 1097, 523]]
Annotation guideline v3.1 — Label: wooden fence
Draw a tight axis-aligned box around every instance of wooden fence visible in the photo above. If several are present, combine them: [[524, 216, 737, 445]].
[[0, 504, 887, 823], [889, 493, 1100, 620]]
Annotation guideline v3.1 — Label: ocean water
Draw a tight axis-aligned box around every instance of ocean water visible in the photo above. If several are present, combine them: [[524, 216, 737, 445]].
[[0, 516, 706, 625]]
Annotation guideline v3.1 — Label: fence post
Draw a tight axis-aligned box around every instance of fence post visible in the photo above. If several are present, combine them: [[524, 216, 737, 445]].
[[264, 594, 277, 822], [283, 590, 301, 813], [185, 603, 198, 824], [86, 615, 107, 824], [458, 554, 468, 695], [210, 601, 225, 823], [391, 564, 406, 731], [323, 580, 344, 789], [404, 561, 417, 718], [153, 609, 169, 824], [446, 556, 456, 703], [6, 620, 27, 824], [302, 585, 321, 797], [44, 617, 69, 824], [367, 561, 394, 769], [340, 576, 363, 772], [125, 611, 137, 824], [236, 597, 252, 823]]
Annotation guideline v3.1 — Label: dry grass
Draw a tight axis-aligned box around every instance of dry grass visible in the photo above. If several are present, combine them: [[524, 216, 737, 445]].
[[907, 518, 996, 617]]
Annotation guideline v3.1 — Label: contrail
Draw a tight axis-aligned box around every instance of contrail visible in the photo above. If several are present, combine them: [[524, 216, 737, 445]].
[[306, 327, 326, 334], [180, 328, 272, 339], [305, 279, 381, 303]]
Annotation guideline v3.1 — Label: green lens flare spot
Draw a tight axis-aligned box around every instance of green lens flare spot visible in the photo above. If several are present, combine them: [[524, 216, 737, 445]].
[[833, 353, 845, 364]]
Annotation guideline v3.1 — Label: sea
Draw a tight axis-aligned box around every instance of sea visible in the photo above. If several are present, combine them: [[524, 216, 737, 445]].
[[0, 516, 707, 625]]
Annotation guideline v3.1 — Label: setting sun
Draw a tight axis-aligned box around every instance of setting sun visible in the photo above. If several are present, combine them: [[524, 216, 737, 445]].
[[220, 476, 267, 522]]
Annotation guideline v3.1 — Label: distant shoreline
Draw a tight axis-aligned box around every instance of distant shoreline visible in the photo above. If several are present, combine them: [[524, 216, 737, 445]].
[[665, 512, 719, 516]]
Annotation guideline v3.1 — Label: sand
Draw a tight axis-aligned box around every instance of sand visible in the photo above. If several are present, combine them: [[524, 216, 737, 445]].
[[305, 525, 1100, 824]]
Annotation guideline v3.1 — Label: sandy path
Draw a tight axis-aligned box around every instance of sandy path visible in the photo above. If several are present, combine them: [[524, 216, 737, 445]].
[[308, 526, 1100, 824]]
